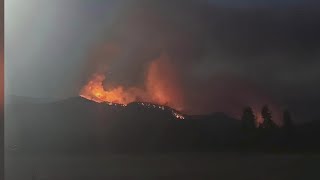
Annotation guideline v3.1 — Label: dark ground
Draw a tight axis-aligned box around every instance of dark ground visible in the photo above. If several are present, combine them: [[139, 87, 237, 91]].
[[6, 152, 320, 180], [5, 97, 320, 179]]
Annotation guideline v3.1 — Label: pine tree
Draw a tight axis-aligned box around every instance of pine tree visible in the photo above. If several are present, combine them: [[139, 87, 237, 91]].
[[261, 105, 277, 128], [241, 106, 256, 130]]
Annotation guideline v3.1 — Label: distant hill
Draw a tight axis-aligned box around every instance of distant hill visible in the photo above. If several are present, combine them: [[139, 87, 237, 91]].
[[5, 96, 320, 154], [6, 97, 242, 153]]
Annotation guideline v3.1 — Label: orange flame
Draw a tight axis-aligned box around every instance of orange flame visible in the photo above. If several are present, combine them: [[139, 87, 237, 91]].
[[79, 73, 146, 105], [80, 53, 185, 114]]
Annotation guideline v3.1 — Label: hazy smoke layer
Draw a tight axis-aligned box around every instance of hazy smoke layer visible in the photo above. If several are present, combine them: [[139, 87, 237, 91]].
[[83, 1, 320, 122], [7, 1, 320, 123]]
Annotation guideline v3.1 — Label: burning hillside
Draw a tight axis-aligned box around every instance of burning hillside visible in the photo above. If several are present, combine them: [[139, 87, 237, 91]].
[[79, 53, 185, 120], [80, 52, 185, 115]]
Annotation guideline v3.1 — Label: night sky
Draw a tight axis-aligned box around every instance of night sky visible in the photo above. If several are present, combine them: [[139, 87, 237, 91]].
[[5, 0, 320, 123]]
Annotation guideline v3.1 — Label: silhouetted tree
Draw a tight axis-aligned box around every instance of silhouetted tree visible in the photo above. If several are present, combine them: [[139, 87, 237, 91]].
[[241, 107, 256, 130], [261, 105, 277, 128]]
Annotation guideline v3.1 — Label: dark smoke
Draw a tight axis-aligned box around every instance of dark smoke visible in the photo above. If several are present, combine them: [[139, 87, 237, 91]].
[[85, 0, 320, 122]]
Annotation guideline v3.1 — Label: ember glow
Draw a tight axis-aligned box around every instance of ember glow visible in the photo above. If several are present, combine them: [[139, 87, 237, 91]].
[[172, 111, 185, 120], [137, 102, 185, 120]]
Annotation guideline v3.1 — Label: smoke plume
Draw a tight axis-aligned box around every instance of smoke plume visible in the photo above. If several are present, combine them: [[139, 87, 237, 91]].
[[81, 1, 320, 123]]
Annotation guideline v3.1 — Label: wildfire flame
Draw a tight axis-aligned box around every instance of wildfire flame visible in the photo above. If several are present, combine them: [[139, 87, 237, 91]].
[[79, 73, 144, 105], [79, 53, 185, 119]]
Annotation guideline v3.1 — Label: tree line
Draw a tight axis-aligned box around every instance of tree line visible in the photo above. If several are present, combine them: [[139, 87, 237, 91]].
[[241, 105, 293, 130]]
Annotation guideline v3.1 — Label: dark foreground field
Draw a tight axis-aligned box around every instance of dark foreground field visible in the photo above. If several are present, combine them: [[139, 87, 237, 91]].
[[6, 152, 320, 180]]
